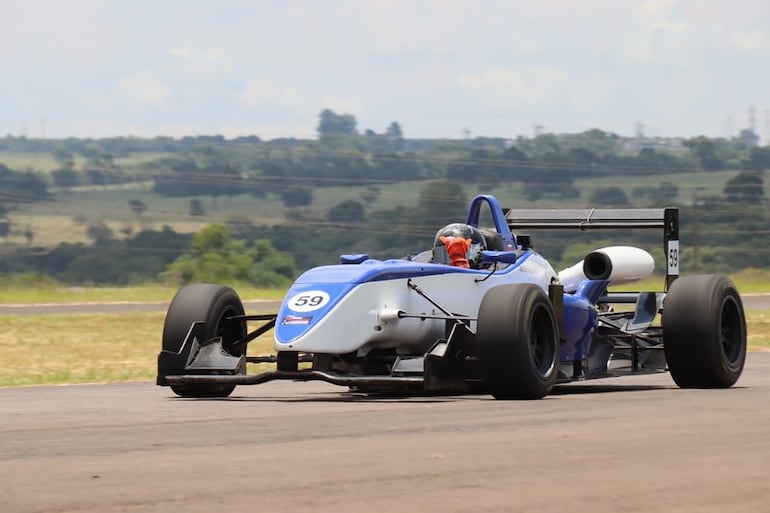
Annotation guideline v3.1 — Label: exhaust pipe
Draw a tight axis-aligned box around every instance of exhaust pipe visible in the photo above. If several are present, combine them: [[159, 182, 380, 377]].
[[559, 246, 655, 293]]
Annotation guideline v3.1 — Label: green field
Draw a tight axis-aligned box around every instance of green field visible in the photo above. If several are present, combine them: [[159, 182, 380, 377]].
[[0, 147, 746, 249], [0, 308, 766, 388], [0, 279, 767, 387], [0, 152, 765, 387]]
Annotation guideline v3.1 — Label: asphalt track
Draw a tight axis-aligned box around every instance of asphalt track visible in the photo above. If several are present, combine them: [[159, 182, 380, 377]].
[[2, 353, 770, 513]]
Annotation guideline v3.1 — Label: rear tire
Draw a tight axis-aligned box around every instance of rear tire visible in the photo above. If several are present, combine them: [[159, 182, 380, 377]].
[[663, 275, 746, 388], [162, 284, 247, 398], [476, 284, 560, 399]]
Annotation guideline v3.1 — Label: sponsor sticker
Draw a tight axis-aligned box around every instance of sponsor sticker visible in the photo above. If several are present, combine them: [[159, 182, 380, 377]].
[[282, 315, 313, 325]]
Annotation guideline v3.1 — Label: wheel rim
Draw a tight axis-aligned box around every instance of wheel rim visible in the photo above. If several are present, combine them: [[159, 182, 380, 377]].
[[720, 296, 744, 365], [217, 305, 247, 355], [530, 305, 557, 377]]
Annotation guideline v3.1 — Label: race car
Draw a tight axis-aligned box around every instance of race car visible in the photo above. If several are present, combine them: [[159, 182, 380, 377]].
[[157, 194, 747, 400]]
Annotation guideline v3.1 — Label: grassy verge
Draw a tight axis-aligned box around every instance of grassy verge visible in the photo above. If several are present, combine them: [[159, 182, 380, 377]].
[[0, 309, 767, 388], [610, 270, 770, 295], [0, 311, 276, 387], [0, 268, 768, 306], [0, 283, 287, 304]]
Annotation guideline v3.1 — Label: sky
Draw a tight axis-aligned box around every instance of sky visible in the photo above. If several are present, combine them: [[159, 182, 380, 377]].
[[1, 0, 769, 141]]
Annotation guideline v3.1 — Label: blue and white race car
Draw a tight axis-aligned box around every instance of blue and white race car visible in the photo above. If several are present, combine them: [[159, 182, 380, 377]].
[[157, 194, 747, 399]]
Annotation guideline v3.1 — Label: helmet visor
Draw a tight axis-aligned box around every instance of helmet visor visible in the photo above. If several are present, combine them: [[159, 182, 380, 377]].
[[432, 240, 484, 267]]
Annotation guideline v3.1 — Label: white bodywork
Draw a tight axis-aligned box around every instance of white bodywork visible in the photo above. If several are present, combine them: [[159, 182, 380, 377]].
[[558, 246, 655, 293], [275, 253, 557, 354]]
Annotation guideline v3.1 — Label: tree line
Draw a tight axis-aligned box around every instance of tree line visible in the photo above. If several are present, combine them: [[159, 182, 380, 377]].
[[0, 109, 767, 285]]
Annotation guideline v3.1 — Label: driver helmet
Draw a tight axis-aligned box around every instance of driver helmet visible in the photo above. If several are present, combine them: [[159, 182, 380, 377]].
[[432, 223, 487, 269]]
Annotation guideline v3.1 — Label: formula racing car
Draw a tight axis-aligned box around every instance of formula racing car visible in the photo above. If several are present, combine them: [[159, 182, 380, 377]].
[[157, 194, 747, 399]]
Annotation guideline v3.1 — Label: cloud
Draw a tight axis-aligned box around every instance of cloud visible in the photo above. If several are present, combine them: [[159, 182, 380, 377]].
[[238, 80, 304, 109], [458, 67, 569, 108], [730, 30, 770, 53], [2, 0, 769, 140], [167, 46, 233, 74], [119, 72, 169, 103], [0, 0, 117, 62]]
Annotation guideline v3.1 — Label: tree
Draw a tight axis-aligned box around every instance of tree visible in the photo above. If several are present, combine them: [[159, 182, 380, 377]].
[[742, 146, 770, 172], [385, 121, 404, 151], [416, 180, 467, 228], [327, 200, 366, 223], [163, 224, 297, 286], [189, 198, 206, 217], [51, 168, 82, 188], [86, 221, 114, 242], [683, 136, 726, 171], [128, 199, 147, 220], [0, 217, 9, 239], [317, 109, 358, 137], [281, 187, 313, 208], [724, 172, 764, 203], [589, 186, 629, 206], [386, 122, 403, 139], [152, 149, 243, 198], [23, 226, 34, 245], [52, 148, 75, 169], [735, 129, 759, 149], [520, 152, 581, 201]]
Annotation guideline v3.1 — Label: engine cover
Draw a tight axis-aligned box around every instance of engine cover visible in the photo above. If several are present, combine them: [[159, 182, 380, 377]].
[[558, 246, 655, 293]]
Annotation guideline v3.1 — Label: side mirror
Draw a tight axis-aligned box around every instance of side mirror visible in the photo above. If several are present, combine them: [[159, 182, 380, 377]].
[[480, 250, 517, 265]]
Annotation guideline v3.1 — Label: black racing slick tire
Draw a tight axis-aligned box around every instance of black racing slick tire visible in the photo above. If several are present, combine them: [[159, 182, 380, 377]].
[[476, 284, 560, 400], [162, 284, 247, 398], [663, 274, 746, 388]]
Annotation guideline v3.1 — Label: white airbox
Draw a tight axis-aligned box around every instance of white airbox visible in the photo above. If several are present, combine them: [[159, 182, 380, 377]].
[[558, 246, 655, 293]]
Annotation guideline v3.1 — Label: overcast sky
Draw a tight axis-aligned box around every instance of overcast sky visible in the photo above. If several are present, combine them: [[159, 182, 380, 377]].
[[2, 0, 768, 141]]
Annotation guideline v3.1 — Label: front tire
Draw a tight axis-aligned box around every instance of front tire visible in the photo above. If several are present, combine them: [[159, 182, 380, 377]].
[[663, 275, 746, 388], [476, 284, 560, 399], [162, 284, 247, 398]]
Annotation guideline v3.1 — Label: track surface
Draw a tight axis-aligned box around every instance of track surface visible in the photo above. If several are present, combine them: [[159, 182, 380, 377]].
[[2, 354, 770, 513]]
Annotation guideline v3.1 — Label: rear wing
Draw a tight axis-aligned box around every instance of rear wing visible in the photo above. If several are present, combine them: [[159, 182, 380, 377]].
[[504, 207, 680, 290]]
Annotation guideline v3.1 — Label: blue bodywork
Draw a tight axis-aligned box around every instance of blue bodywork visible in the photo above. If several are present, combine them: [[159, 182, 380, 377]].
[[275, 253, 537, 346], [275, 241, 609, 375], [561, 280, 611, 374], [158, 192, 683, 399]]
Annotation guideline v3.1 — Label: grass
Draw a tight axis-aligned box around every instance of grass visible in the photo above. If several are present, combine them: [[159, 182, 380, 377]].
[[747, 310, 770, 350], [3, 166, 749, 249], [5, 181, 432, 247], [0, 306, 767, 388], [0, 151, 167, 175], [574, 169, 741, 199], [0, 282, 286, 305], [0, 311, 277, 387], [609, 270, 770, 295], [0, 268, 766, 305]]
